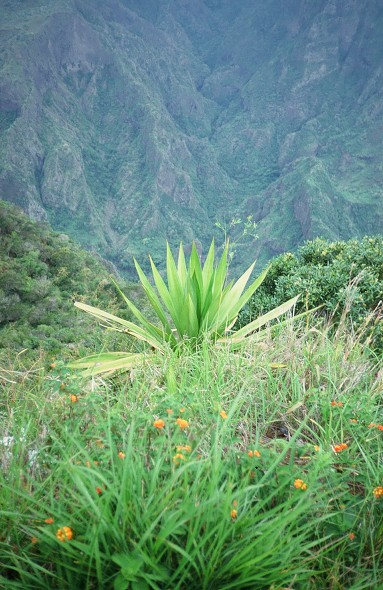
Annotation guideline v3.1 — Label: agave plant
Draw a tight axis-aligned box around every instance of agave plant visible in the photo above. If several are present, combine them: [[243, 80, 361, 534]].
[[69, 240, 300, 375]]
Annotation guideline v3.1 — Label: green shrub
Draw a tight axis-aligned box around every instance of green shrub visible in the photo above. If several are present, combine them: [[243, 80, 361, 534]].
[[239, 236, 383, 349]]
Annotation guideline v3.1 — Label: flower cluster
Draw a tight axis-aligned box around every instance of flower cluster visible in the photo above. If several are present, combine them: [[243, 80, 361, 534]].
[[153, 419, 165, 429], [368, 423, 383, 431], [333, 443, 348, 453], [248, 449, 261, 458], [373, 486, 383, 498], [152, 418, 190, 430], [294, 479, 307, 491], [173, 444, 192, 466], [56, 526, 73, 542], [175, 418, 189, 429], [176, 445, 192, 452], [172, 453, 185, 465]]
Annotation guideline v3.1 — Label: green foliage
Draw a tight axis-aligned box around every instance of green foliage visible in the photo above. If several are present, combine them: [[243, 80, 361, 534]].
[[0, 200, 130, 359], [70, 240, 300, 375], [239, 236, 383, 349], [1, 320, 383, 588]]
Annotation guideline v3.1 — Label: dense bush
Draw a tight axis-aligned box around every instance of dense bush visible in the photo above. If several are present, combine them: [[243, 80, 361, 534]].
[[238, 236, 383, 348]]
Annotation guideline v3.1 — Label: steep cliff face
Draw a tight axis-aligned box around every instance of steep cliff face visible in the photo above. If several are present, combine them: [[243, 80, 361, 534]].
[[1, 0, 382, 273]]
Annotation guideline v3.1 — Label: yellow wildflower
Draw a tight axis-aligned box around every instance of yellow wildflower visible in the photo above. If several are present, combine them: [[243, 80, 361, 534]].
[[56, 526, 73, 542], [172, 453, 185, 465], [176, 418, 189, 429], [294, 479, 307, 490], [176, 445, 192, 452], [153, 419, 165, 429], [333, 443, 348, 453]]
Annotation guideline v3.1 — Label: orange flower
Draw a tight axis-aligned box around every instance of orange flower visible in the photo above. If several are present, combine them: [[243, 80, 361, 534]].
[[248, 450, 261, 457], [373, 486, 383, 498], [314, 445, 321, 452], [294, 479, 307, 490], [368, 423, 377, 428], [350, 419, 358, 424], [96, 487, 103, 495], [44, 517, 54, 524], [31, 536, 38, 544], [220, 410, 228, 419], [153, 419, 165, 429], [232, 500, 238, 507], [70, 394, 78, 403], [330, 401, 343, 407], [176, 418, 189, 429], [348, 532, 355, 541], [56, 526, 73, 542], [172, 453, 185, 465], [179, 408, 185, 413], [333, 443, 348, 453], [117, 451, 126, 459], [230, 509, 238, 519], [378, 425, 383, 431], [176, 445, 192, 452], [166, 409, 173, 414]]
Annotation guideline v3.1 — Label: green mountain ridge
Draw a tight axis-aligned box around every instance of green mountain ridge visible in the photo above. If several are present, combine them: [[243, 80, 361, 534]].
[[0, 0, 382, 273]]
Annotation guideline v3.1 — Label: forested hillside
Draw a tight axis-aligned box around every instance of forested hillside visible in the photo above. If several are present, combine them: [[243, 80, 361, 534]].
[[1, 0, 382, 274], [0, 200, 126, 356]]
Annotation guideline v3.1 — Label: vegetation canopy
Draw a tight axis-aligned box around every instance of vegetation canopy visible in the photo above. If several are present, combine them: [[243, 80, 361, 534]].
[[70, 240, 300, 375]]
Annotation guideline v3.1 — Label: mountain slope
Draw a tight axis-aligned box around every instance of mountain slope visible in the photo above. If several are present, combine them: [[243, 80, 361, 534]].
[[1, 0, 382, 273], [0, 199, 123, 355]]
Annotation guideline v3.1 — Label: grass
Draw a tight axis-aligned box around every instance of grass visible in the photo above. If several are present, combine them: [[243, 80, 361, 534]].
[[1, 317, 383, 589]]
